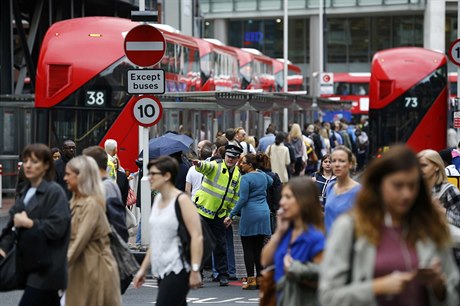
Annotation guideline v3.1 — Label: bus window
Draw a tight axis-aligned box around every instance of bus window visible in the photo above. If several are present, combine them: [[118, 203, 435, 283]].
[[335, 83, 350, 95]]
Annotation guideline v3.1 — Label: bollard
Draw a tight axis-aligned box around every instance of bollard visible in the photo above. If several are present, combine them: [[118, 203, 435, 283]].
[[0, 164, 2, 209]]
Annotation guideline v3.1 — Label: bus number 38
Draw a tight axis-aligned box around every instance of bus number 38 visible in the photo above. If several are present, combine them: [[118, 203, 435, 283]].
[[85, 91, 105, 106]]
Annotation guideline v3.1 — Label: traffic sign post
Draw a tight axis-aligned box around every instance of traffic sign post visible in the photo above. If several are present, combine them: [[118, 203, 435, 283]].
[[450, 38, 460, 145], [319, 72, 334, 95], [124, 24, 166, 67], [124, 22, 166, 246], [454, 111, 460, 129]]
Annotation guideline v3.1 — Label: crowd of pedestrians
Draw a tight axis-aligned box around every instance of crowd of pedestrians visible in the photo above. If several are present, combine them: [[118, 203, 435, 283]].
[[3, 117, 460, 306]]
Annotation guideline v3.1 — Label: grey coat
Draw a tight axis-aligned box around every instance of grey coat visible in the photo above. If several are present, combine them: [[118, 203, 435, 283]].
[[276, 260, 319, 306], [319, 214, 460, 306]]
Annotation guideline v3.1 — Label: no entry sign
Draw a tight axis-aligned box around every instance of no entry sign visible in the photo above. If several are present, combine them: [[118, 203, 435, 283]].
[[124, 24, 166, 67]]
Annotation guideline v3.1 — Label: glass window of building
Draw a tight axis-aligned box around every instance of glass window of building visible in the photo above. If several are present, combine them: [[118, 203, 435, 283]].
[[370, 17, 392, 56], [327, 18, 349, 63], [392, 15, 423, 47], [349, 17, 369, 63]]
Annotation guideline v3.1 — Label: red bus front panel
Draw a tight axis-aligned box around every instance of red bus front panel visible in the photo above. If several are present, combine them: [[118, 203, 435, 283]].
[[369, 47, 448, 154]]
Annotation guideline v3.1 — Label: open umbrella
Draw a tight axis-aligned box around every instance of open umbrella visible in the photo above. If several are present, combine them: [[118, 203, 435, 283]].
[[141, 132, 194, 159]]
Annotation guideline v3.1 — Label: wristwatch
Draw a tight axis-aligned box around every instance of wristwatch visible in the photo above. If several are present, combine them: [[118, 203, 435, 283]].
[[191, 263, 200, 272]]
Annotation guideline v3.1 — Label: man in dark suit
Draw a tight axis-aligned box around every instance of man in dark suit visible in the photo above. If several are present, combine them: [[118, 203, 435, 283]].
[[54, 140, 76, 199]]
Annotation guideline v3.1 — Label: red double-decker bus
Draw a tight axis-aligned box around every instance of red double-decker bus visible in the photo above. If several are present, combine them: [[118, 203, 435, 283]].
[[272, 59, 304, 92], [197, 38, 240, 91], [35, 17, 203, 171], [235, 48, 274, 91], [320, 72, 370, 116], [369, 47, 448, 154]]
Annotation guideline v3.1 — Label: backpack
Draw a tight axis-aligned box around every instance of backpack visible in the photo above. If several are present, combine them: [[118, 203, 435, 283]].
[[175, 193, 216, 268], [265, 171, 282, 212]]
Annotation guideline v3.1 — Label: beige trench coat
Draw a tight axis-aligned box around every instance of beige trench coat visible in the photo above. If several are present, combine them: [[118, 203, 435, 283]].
[[67, 197, 121, 306]]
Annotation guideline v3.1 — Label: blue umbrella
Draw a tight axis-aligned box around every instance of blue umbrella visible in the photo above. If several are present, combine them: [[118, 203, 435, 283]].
[[141, 132, 194, 159]]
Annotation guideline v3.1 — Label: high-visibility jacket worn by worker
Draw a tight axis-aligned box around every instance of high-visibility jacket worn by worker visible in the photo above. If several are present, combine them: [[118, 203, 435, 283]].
[[194, 160, 241, 219]]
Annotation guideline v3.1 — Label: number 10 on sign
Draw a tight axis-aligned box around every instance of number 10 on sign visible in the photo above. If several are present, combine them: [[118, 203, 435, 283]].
[[132, 96, 163, 127], [449, 39, 460, 67]]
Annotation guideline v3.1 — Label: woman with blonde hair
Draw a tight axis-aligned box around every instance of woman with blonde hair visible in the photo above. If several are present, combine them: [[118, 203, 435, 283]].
[[64, 155, 121, 306], [320, 145, 459, 306], [324, 145, 360, 233], [289, 123, 308, 176], [417, 150, 460, 226], [417, 149, 460, 266]]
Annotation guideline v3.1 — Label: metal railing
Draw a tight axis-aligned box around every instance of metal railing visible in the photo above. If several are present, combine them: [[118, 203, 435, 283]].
[[200, 0, 424, 14]]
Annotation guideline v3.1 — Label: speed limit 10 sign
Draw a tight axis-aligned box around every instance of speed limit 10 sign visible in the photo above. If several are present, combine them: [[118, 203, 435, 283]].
[[132, 95, 163, 127], [449, 39, 460, 66]]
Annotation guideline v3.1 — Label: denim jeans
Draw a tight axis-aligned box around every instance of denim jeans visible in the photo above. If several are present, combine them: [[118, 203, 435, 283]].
[[136, 221, 141, 244]]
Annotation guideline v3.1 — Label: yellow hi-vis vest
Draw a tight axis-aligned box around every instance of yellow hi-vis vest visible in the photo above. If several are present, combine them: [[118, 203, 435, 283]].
[[193, 160, 241, 219]]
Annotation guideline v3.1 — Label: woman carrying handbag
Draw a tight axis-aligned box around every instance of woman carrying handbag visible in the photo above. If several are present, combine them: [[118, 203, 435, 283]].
[[261, 176, 325, 306], [0, 144, 71, 305]]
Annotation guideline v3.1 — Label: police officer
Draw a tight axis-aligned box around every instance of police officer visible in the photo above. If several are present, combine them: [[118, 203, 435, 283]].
[[192, 144, 242, 286]]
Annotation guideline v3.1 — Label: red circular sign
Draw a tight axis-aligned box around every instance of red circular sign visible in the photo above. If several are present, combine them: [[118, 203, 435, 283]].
[[124, 25, 166, 67], [322, 74, 331, 83], [449, 38, 460, 67]]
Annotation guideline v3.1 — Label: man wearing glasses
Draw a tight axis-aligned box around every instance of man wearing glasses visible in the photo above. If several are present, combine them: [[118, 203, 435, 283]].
[[192, 144, 243, 286]]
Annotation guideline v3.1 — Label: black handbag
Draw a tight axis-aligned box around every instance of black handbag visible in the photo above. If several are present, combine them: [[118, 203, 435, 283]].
[[109, 225, 140, 294], [0, 229, 26, 292], [175, 194, 216, 268]]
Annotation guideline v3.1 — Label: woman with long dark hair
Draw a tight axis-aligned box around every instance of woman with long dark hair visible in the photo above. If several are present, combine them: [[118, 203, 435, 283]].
[[224, 153, 273, 290], [261, 176, 325, 305], [320, 146, 459, 306], [312, 154, 336, 208], [0, 144, 70, 306], [133, 156, 203, 305]]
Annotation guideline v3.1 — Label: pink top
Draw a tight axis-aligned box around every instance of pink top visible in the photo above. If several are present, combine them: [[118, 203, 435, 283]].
[[374, 226, 428, 306]]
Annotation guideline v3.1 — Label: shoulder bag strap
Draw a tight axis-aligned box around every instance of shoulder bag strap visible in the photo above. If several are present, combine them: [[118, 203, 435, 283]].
[[174, 192, 185, 224], [346, 216, 356, 284]]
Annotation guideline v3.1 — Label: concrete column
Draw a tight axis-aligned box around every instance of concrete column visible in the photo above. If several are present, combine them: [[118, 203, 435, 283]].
[[309, 16, 321, 97], [424, 0, 445, 52], [213, 19, 228, 44], [163, 0, 181, 31], [162, 0, 196, 36]]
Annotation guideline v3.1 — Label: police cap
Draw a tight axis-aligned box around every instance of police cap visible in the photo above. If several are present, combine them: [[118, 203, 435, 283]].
[[225, 144, 243, 158]]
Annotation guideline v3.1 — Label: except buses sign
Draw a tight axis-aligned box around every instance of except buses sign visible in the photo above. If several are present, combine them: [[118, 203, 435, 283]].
[[124, 24, 166, 67], [127, 69, 165, 94]]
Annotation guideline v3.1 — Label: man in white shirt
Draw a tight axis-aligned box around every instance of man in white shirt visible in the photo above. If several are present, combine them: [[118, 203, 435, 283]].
[[234, 127, 256, 154], [185, 143, 213, 198]]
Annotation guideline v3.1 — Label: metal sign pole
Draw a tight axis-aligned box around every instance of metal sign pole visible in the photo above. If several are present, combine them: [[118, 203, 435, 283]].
[[283, 0, 288, 132], [137, 0, 151, 246], [457, 0, 460, 143]]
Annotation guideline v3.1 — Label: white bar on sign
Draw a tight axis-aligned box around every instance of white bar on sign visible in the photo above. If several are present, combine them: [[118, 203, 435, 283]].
[[126, 42, 163, 51]]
